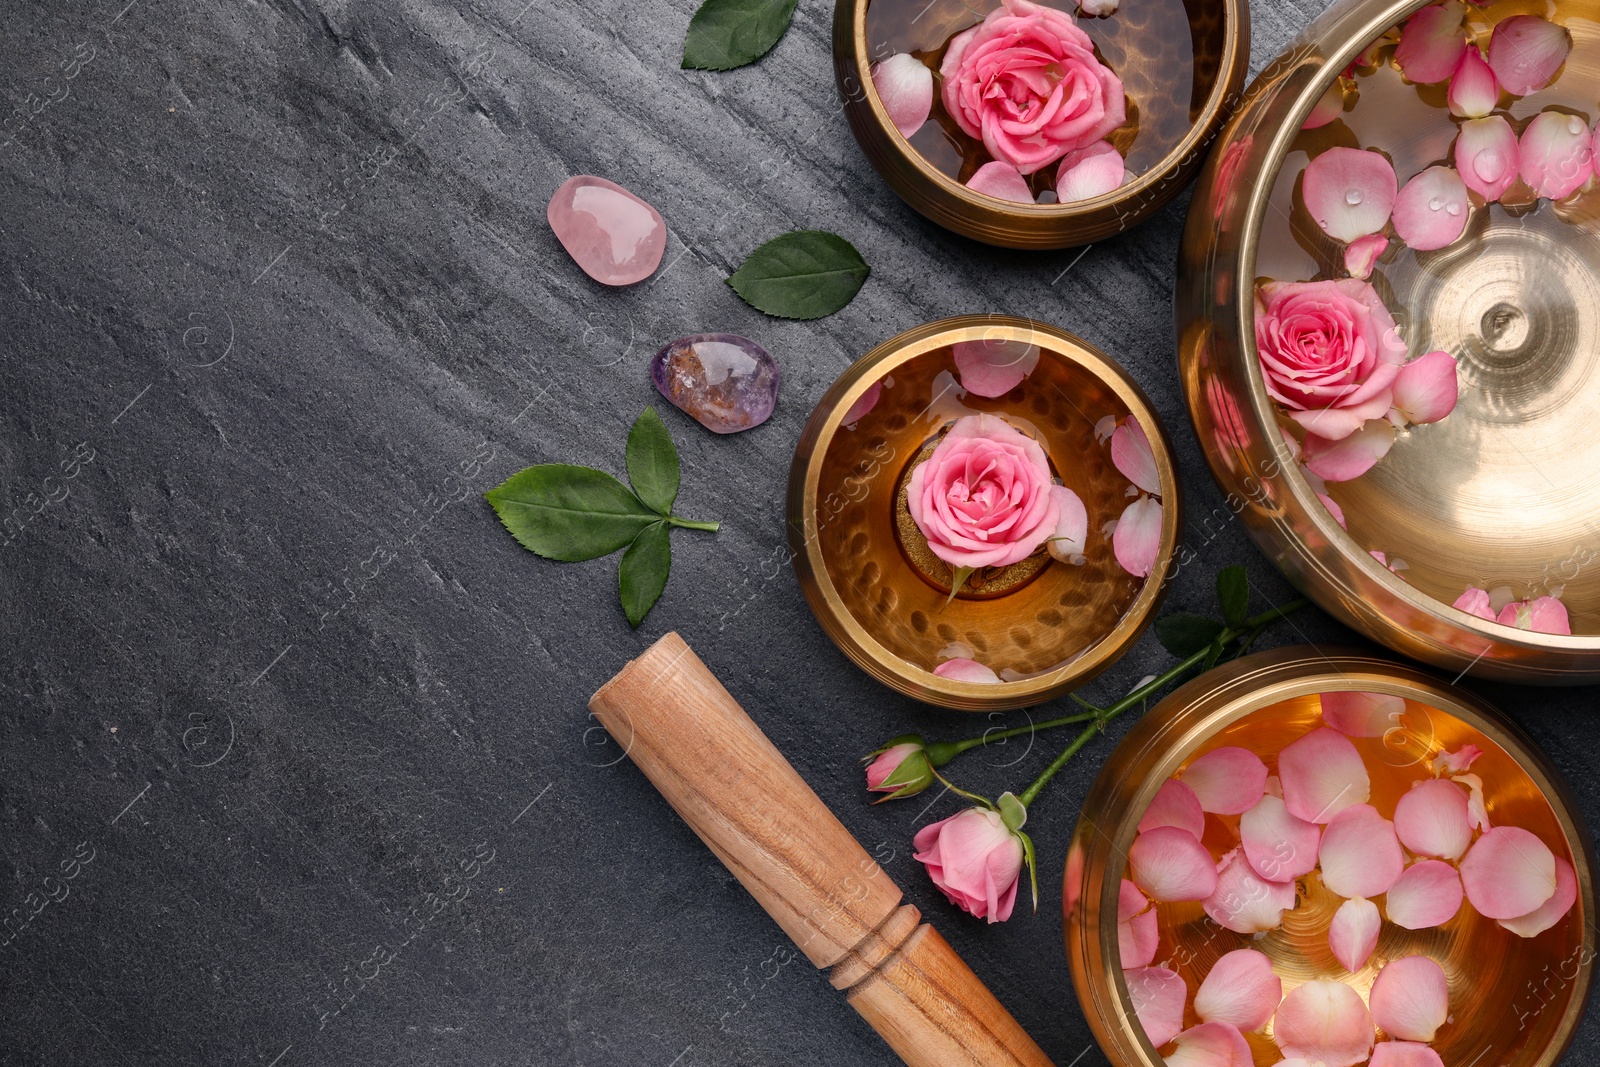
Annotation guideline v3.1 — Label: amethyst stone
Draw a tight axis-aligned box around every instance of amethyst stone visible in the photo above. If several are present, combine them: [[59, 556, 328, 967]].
[[650, 334, 780, 434]]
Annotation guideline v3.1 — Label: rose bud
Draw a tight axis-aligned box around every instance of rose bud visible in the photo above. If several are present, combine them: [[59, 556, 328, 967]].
[[864, 735, 936, 801], [913, 793, 1035, 923]]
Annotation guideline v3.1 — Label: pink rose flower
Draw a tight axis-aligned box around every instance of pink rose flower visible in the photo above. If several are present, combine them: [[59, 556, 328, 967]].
[[940, 0, 1126, 175], [913, 806, 1025, 922], [907, 414, 1061, 569], [864, 738, 936, 801], [1255, 279, 1409, 441]]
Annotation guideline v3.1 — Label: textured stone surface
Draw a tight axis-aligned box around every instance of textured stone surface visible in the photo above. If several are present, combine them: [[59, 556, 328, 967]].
[[1, 2, 1596, 1066]]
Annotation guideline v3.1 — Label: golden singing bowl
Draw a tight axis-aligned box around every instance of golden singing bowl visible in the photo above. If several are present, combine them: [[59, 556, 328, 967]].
[[832, 0, 1250, 249], [786, 316, 1181, 711], [1064, 647, 1597, 1066], [1178, 0, 1600, 682]]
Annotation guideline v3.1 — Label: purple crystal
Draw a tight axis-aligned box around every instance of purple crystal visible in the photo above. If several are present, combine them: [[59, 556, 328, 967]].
[[650, 334, 780, 434]]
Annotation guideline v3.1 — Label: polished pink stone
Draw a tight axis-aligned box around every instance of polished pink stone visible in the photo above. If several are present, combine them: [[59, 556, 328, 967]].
[[546, 176, 666, 286]]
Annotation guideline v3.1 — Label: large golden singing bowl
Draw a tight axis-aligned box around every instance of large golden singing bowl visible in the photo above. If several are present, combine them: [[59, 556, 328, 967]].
[[787, 316, 1181, 711], [832, 0, 1249, 248], [1065, 647, 1596, 1066], [1178, 0, 1600, 682]]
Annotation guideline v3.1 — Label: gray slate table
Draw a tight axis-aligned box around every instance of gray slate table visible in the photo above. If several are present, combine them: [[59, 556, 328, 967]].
[[2, 0, 1594, 1064]]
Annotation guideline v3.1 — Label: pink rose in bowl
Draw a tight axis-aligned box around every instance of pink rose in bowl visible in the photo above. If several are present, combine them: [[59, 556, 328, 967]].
[[941, 0, 1126, 175], [907, 414, 1061, 569], [914, 806, 1026, 922], [1255, 279, 1409, 441]]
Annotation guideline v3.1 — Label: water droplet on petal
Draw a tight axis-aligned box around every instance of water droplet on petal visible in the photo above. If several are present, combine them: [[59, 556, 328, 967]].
[[1446, 202, 1462, 216], [1428, 197, 1442, 211], [1345, 189, 1364, 206], [1569, 116, 1586, 136], [1475, 151, 1504, 182]]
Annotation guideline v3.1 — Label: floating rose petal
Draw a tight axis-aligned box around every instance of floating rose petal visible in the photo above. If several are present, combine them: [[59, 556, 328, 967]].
[[1303, 147, 1399, 241], [1489, 14, 1572, 97], [1125, 965, 1186, 1047], [1273, 979, 1375, 1067], [1431, 742, 1482, 776], [1303, 420, 1397, 482], [1320, 803, 1405, 898], [1496, 595, 1572, 634], [1279, 727, 1372, 824], [1111, 419, 1161, 496], [1452, 586, 1496, 620], [1344, 234, 1388, 279], [1130, 825, 1219, 902], [1183, 746, 1269, 815], [1204, 848, 1297, 933], [1501, 856, 1577, 937], [1455, 115, 1519, 202], [1370, 1043, 1446, 1067], [1461, 825, 1558, 918], [1165, 1022, 1255, 1067], [1319, 492, 1347, 529], [1519, 110, 1594, 200], [1118, 878, 1160, 967], [872, 53, 934, 138], [843, 380, 883, 424], [1047, 484, 1089, 564], [1056, 140, 1125, 203], [1241, 794, 1321, 881], [1396, 1, 1468, 85], [1138, 778, 1207, 839], [952, 338, 1041, 397], [1193, 949, 1282, 1030], [933, 658, 1001, 683], [1448, 47, 1499, 117], [1394, 778, 1472, 860], [1080, 0, 1119, 13], [1369, 955, 1449, 1042], [1386, 859, 1465, 929], [966, 161, 1035, 203], [1329, 896, 1382, 972], [1393, 166, 1470, 251], [1304, 79, 1347, 130], [1322, 691, 1404, 737], [1392, 351, 1459, 424], [1113, 496, 1162, 578], [1454, 772, 1491, 832]]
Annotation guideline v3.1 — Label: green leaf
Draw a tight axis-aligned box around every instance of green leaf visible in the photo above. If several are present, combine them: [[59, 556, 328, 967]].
[[1018, 828, 1039, 914], [1216, 566, 1250, 629], [486, 464, 659, 562], [619, 522, 672, 627], [625, 407, 680, 516], [727, 231, 870, 320], [1154, 613, 1226, 658], [681, 0, 798, 71]]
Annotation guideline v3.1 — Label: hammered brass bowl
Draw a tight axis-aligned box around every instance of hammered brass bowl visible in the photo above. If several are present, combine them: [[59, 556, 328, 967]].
[[1065, 647, 1596, 1067], [786, 316, 1181, 711], [833, 0, 1249, 249], [1178, 0, 1600, 682]]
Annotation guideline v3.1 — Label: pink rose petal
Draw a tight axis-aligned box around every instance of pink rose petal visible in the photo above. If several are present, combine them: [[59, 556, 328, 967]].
[[1453, 586, 1496, 620], [951, 338, 1041, 398], [1455, 115, 1519, 202], [933, 657, 1001, 683], [1204, 848, 1297, 933], [843, 380, 883, 424], [1392, 351, 1459, 424], [1193, 949, 1282, 1030], [1125, 965, 1186, 1047], [1303, 420, 1396, 482], [1489, 14, 1572, 97], [1369, 955, 1449, 1042], [966, 160, 1035, 203], [1113, 496, 1162, 578], [1279, 727, 1372, 824], [1519, 110, 1594, 200], [1329, 895, 1382, 972], [1393, 778, 1473, 860], [1165, 1022, 1255, 1067], [1130, 825, 1219, 902], [1046, 484, 1089, 564], [1454, 772, 1491, 832], [1448, 46, 1499, 118], [1056, 140, 1126, 203], [872, 53, 934, 138], [1110, 418, 1161, 496], [1396, 1, 1468, 85], [1370, 1042, 1447, 1067], [1344, 233, 1388, 279], [1272, 979, 1375, 1067], [1304, 78, 1347, 130], [1393, 166, 1470, 251], [1303, 147, 1399, 241], [1321, 691, 1404, 737], [1138, 778, 1207, 839], [1460, 825, 1558, 918], [1431, 742, 1482, 775], [1118, 878, 1160, 967], [1318, 492, 1347, 530], [1182, 746, 1269, 815], [1385, 859, 1465, 929], [1319, 803, 1405, 898], [1241, 794, 1321, 881], [1496, 595, 1572, 634], [1500, 856, 1577, 937]]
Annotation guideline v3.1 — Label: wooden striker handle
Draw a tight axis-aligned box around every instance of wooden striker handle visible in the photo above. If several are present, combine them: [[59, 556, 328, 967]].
[[588, 632, 1054, 1067]]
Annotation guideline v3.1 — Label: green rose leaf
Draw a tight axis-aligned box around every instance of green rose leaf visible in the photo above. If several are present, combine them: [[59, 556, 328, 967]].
[[727, 230, 870, 320], [1216, 565, 1250, 629], [619, 521, 672, 628], [1155, 613, 1226, 658], [486, 464, 660, 562], [682, 0, 798, 71], [626, 407, 680, 516]]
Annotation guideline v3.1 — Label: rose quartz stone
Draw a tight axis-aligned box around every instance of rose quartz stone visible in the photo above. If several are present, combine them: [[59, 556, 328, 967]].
[[546, 176, 665, 286]]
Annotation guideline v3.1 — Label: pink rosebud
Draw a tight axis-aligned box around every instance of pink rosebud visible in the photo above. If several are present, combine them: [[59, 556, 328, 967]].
[[1455, 115, 1520, 202], [1448, 47, 1499, 118], [871, 53, 933, 139], [1302, 148, 1398, 242], [1391, 350, 1459, 424], [966, 160, 1035, 203], [913, 805, 1026, 922], [1396, 1, 1468, 85], [864, 736, 935, 800], [1488, 14, 1572, 97], [1520, 110, 1594, 200]]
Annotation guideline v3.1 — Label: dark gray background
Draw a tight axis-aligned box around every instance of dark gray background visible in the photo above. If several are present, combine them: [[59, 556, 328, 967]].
[[1, 0, 1592, 1064]]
